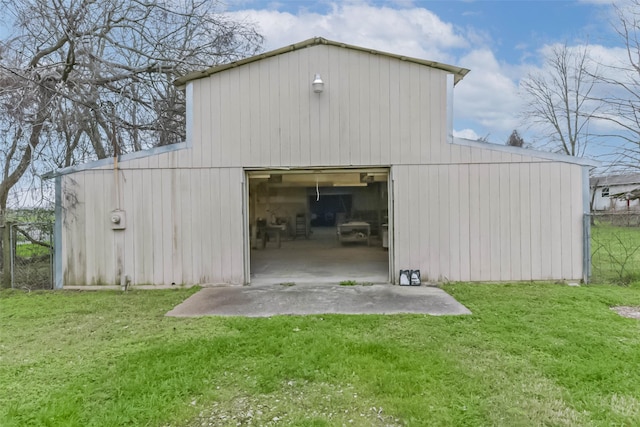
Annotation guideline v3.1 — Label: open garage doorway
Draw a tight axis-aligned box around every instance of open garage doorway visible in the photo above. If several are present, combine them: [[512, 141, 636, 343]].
[[246, 168, 391, 285]]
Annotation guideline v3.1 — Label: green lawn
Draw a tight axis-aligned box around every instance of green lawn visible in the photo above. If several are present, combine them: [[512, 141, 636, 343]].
[[1, 284, 639, 426]]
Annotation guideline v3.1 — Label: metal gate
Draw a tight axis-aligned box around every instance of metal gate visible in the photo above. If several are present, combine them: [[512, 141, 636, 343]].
[[10, 222, 54, 290]]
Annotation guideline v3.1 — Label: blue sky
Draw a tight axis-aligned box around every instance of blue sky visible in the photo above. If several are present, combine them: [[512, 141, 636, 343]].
[[224, 0, 623, 153]]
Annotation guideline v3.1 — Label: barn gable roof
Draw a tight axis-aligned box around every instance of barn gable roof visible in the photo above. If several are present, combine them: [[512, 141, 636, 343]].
[[174, 37, 471, 88]]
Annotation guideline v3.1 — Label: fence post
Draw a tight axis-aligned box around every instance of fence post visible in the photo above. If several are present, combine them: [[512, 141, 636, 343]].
[[1, 221, 12, 289], [583, 213, 591, 284]]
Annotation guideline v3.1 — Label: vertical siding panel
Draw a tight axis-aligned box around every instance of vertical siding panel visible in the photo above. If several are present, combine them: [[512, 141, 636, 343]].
[[572, 166, 584, 279], [458, 165, 471, 281], [140, 171, 154, 283], [277, 56, 291, 166], [530, 164, 543, 279], [448, 165, 461, 280], [309, 60, 321, 166], [418, 165, 430, 280], [328, 47, 341, 166], [478, 165, 491, 280], [259, 60, 272, 166], [489, 165, 501, 280], [190, 81, 202, 167], [499, 164, 512, 280], [203, 168, 215, 283], [197, 79, 210, 168], [398, 61, 411, 163], [427, 165, 440, 280], [369, 55, 381, 166], [287, 58, 301, 166], [560, 164, 573, 278], [209, 168, 222, 283], [219, 169, 231, 283], [539, 163, 553, 278], [481, 147, 493, 163], [379, 56, 391, 165], [409, 64, 421, 162], [508, 164, 521, 280], [389, 59, 401, 165], [190, 169, 203, 283], [419, 68, 431, 164], [239, 66, 252, 166], [122, 170, 135, 284], [519, 164, 532, 280], [210, 77, 221, 167], [151, 169, 164, 285], [228, 69, 242, 166], [219, 72, 232, 167], [106, 172, 117, 285], [179, 169, 193, 284], [458, 145, 471, 164], [550, 164, 563, 278], [429, 70, 442, 163], [348, 50, 361, 165], [407, 166, 420, 269], [170, 169, 183, 283], [468, 164, 482, 280], [438, 165, 451, 280], [230, 169, 245, 283], [298, 49, 311, 166], [161, 170, 174, 284], [338, 48, 350, 164], [269, 59, 283, 166], [359, 52, 371, 165], [83, 172, 97, 284], [64, 174, 86, 284], [470, 147, 483, 164], [317, 46, 330, 166], [394, 166, 410, 275], [249, 63, 262, 166]]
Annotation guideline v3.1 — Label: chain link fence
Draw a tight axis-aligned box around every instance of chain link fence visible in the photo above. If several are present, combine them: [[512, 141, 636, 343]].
[[9, 222, 54, 290], [590, 212, 640, 285]]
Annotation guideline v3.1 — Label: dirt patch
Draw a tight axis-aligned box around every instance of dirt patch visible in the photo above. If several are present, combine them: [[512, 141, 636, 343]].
[[611, 306, 640, 319]]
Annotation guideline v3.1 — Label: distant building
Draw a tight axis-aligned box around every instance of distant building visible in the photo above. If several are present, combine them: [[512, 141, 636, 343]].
[[590, 173, 640, 211]]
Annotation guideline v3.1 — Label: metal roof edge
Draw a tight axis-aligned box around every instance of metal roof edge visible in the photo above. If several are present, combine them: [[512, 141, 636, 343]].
[[174, 37, 470, 87], [42, 141, 188, 179], [452, 137, 601, 167]]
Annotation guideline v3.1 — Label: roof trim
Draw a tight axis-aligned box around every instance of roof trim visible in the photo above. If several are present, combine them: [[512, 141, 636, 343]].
[[42, 141, 188, 179], [453, 137, 601, 167], [174, 37, 471, 87]]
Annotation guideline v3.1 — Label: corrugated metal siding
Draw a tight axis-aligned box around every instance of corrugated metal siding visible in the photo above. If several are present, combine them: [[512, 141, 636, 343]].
[[392, 161, 584, 282], [61, 166, 245, 286], [59, 42, 587, 285], [187, 44, 451, 168]]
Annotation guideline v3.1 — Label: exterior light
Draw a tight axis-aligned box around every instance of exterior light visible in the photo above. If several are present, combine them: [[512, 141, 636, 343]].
[[312, 73, 324, 93]]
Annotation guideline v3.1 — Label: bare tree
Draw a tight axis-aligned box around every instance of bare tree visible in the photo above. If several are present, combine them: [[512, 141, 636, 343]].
[[0, 0, 262, 287], [506, 129, 525, 147], [521, 43, 601, 157], [595, 0, 640, 169], [0, 0, 262, 216]]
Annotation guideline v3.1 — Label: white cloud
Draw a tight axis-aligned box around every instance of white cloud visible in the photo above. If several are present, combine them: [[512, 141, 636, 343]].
[[229, 3, 468, 63], [454, 49, 523, 136], [453, 129, 480, 140]]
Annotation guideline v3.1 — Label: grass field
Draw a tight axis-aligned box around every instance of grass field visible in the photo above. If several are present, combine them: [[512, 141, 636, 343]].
[[1, 283, 639, 426]]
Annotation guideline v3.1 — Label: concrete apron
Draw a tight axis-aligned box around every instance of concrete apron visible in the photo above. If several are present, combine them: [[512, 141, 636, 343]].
[[165, 283, 472, 317]]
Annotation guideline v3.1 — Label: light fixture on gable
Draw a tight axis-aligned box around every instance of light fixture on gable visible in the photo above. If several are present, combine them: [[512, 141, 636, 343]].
[[312, 73, 324, 93]]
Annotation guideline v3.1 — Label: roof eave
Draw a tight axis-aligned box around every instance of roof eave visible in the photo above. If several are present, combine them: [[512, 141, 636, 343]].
[[174, 37, 470, 88]]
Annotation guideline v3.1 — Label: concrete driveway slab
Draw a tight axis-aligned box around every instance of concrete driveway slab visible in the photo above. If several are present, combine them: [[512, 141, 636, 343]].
[[166, 284, 471, 317]]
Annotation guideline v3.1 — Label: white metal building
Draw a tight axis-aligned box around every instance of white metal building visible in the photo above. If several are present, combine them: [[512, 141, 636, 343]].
[[51, 38, 597, 288]]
